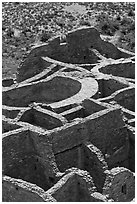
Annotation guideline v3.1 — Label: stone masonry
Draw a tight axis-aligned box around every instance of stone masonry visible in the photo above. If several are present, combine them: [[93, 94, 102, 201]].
[[2, 27, 135, 202]]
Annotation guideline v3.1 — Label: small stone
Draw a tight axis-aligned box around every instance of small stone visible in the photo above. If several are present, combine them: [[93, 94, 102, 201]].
[[13, 29, 21, 38]]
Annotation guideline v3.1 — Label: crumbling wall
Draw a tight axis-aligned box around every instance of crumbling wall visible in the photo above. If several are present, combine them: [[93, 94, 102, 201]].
[[99, 78, 128, 98], [16, 27, 132, 83], [114, 87, 135, 111], [55, 145, 83, 172], [82, 99, 106, 115], [104, 126, 129, 168], [103, 167, 135, 202], [51, 108, 126, 156], [17, 56, 52, 82], [2, 176, 55, 202], [76, 173, 99, 202], [3, 76, 81, 107], [46, 168, 96, 202], [19, 108, 63, 130], [90, 192, 112, 202], [100, 61, 135, 79], [28, 130, 62, 183], [2, 129, 56, 191], [126, 125, 135, 172], [2, 26, 135, 202], [49, 173, 78, 201], [2, 120, 21, 133], [2, 78, 15, 87], [61, 106, 92, 121], [66, 27, 130, 60], [82, 142, 108, 192], [2, 108, 20, 119]]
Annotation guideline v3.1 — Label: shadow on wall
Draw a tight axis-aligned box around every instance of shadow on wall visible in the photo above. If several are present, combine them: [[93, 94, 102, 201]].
[[94, 78, 128, 99], [16, 27, 133, 83], [99, 62, 135, 79], [3, 76, 81, 107], [46, 27, 131, 64], [19, 108, 63, 130], [2, 130, 56, 191]]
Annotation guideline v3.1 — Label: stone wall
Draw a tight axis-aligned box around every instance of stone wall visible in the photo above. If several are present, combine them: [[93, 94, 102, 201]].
[[100, 61, 135, 79], [51, 108, 125, 155], [2, 129, 58, 191], [2, 176, 55, 202], [55, 145, 82, 172], [3, 76, 81, 107], [82, 142, 108, 192], [19, 108, 63, 130], [2, 26, 135, 201], [46, 168, 96, 202], [2, 119, 21, 133], [103, 167, 135, 202]]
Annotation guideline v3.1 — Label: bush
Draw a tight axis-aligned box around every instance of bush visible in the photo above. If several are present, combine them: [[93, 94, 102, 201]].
[[128, 10, 135, 16], [79, 19, 91, 26], [40, 31, 52, 42]]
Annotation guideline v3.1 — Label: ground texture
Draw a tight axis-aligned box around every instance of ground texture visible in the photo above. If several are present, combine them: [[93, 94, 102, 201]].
[[2, 2, 135, 78]]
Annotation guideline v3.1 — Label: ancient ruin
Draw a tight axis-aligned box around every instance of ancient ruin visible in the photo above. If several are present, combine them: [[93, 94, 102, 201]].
[[2, 27, 135, 202]]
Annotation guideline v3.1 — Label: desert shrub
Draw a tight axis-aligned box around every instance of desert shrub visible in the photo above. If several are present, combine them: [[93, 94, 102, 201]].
[[121, 16, 132, 25], [40, 31, 52, 42], [128, 9, 135, 16], [101, 20, 119, 36], [79, 19, 91, 26]]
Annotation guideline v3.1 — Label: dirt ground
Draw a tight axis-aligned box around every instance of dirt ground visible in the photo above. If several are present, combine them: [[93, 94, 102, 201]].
[[2, 2, 135, 79]]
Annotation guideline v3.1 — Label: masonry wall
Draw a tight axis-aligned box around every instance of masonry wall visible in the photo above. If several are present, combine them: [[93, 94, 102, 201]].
[[102, 78, 128, 98], [114, 87, 135, 111], [82, 99, 106, 115], [103, 167, 135, 202], [20, 109, 63, 130], [126, 126, 135, 172], [2, 180, 45, 202], [29, 107, 129, 171], [47, 170, 96, 202], [3, 76, 81, 107], [2, 176, 55, 202], [51, 108, 126, 155], [2, 109, 19, 119], [55, 145, 83, 172], [2, 120, 21, 133], [2, 25, 135, 202], [104, 125, 129, 166], [82, 143, 108, 193], [2, 130, 53, 191], [100, 62, 135, 79], [50, 174, 78, 202], [16, 55, 52, 82], [76, 175, 97, 201], [2, 78, 15, 87]]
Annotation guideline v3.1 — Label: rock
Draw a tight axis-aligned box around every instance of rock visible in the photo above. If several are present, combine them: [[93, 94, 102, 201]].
[[13, 28, 21, 38]]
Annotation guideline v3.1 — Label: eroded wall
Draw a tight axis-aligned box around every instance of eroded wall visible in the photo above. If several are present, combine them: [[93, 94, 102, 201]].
[[2, 27, 135, 202]]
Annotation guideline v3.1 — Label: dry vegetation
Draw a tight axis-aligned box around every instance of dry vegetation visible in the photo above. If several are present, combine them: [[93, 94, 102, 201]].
[[2, 2, 135, 78]]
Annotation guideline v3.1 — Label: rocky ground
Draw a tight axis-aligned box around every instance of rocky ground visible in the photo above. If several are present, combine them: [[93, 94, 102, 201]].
[[2, 2, 135, 79]]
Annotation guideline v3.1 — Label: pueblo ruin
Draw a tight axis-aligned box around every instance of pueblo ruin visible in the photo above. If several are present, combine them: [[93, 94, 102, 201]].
[[2, 27, 135, 202]]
